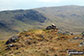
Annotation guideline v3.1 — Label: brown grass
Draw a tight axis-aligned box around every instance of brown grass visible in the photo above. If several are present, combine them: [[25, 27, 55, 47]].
[[0, 29, 84, 56]]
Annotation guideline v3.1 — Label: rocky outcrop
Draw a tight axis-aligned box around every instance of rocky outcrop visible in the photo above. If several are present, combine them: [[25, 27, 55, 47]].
[[46, 24, 56, 30], [5, 36, 19, 44]]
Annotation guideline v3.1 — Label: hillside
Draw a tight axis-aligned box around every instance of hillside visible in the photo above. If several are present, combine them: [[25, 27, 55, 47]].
[[0, 5, 84, 39], [36, 5, 84, 32], [0, 27, 84, 56]]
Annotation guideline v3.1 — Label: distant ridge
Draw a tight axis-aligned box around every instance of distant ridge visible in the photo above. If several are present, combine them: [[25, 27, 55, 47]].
[[0, 5, 84, 39]]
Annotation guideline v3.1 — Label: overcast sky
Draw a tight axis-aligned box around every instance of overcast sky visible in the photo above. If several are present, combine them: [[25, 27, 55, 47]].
[[0, 0, 84, 11]]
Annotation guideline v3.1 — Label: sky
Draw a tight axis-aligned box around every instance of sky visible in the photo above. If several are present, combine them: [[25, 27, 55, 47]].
[[0, 0, 84, 11]]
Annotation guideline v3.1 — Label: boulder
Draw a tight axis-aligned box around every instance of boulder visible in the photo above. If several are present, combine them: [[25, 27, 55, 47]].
[[7, 44, 15, 47], [5, 36, 19, 44], [73, 37, 80, 40], [81, 32, 84, 37], [46, 24, 56, 30], [5, 44, 15, 50], [79, 41, 84, 47]]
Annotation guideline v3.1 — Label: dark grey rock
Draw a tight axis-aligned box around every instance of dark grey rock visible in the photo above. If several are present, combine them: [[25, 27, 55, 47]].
[[5, 36, 19, 44], [73, 37, 80, 40], [46, 25, 56, 30], [81, 32, 84, 37], [7, 44, 15, 47], [79, 41, 84, 47]]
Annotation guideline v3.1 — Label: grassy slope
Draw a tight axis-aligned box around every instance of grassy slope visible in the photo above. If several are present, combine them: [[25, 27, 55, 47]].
[[0, 29, 84, 56]]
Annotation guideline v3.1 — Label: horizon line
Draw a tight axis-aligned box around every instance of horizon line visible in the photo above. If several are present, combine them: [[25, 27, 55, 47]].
[[0, 5, 84, 12]]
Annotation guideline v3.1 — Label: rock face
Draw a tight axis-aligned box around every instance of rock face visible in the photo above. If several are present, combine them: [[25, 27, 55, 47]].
[[46, 24, 56, 30], [5, 36, 19, 44], [15, 10, 47, 23]]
